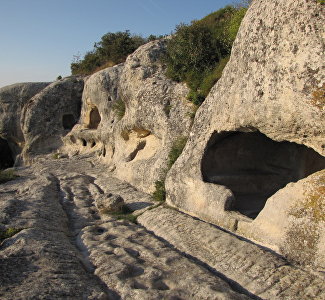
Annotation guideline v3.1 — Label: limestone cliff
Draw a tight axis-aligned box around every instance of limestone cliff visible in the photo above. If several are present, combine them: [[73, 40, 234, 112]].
[[63, 40, 193, 192], [166, 0, 325, 268], [0, 1, 324, 297], [21, 77, 83, 163], [0, 82, 50, 164]]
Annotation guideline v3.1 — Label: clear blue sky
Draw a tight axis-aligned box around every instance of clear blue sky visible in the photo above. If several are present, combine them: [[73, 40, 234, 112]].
[[0, 0, 235, 88]]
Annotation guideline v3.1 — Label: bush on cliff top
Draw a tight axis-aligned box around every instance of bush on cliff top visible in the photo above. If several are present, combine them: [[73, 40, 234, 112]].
[[163, 4, 248, 105], [71, 31, 164, 75]]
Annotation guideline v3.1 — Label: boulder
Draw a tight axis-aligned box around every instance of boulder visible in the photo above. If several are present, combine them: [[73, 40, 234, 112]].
[[165, 0, 325, 266], [21, 77, 84, 163], [0, 82, 50, 163], [95, 193, 125, 213]]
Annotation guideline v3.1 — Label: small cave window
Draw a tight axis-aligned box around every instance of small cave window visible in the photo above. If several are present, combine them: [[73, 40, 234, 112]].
[[62, 114, 76, 130], [79, 138, 87, 147], [0, 138, 14, 169], [201, 131, 325, 219], [88, 106, 101, 129]]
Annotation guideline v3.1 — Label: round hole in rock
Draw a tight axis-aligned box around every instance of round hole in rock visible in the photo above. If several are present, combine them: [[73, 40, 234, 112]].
[[80, 138, 87, 147], [0, 138, 14, 169], [62, 114, 76, 130], [201, 131, 325, 219], [88, 106, 101, 129]]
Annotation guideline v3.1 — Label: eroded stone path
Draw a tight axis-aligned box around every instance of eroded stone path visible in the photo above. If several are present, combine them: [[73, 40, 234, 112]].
[[0, 154, 324, 299]]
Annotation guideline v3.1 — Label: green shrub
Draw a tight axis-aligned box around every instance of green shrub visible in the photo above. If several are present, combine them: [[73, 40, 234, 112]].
[[0, 169, 18, 184], [165, 22, 222, 82], [112, 99, 126, 119], [52, 153, 60, 159], [152, 180, 166, 202], [152, 137, 188, 202], [168, 137, 188, 169], [0, 228, 22, 242], [104, 204, 137, 223], [163, 4, 247, 105], [71, 31, 164, 75]]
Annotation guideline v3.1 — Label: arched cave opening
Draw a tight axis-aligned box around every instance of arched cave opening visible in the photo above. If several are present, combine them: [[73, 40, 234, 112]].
[[0, 138, 14, 170], [62, 114, 76, 130], [88, 106, 101, 129], [201, 131, 325, 219]]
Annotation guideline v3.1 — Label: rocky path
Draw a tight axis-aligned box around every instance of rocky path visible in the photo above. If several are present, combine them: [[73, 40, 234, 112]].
[[138, 207, 325, 300], [0, 155, 324, 299]]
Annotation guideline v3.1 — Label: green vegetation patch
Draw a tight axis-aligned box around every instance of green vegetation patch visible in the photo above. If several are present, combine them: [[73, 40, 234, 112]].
[[103, 204, 138, 224], [71, 31, 164, 75], [0, 228, 22, 242], [152, 137, 188, 202], [112, 99, 126, 120], [168, 137, 188, 169], [163, 4, 248, 105], [152, 180, 166, 202], [0, 169, 18, 184]]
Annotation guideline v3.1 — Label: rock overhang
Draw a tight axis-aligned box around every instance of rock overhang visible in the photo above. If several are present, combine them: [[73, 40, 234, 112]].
[[165, 0, 325, 267]]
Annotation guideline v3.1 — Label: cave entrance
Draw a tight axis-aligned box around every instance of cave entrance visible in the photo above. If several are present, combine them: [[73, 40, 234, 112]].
[[0, 138, 14, 170], [201, 131, 325, 219], [62, 114, 76, 130], [88, 106, 101, 129]]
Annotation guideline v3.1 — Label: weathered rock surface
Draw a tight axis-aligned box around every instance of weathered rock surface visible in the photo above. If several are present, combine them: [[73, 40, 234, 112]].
[[0, 155, 253, 300], [64, 40, 194, 192], [238, 169, 325, 271], [1, 0, 324, 297], [166, 0, 325, 267], [95, 193, 125, 213], [1, 155, 324, 299], [21, 77, 84, 163], [0, 82, 50, 162], [138, 206, 325, 300]]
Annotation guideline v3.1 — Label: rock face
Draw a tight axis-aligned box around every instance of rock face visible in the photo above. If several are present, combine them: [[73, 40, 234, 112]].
[[1, 0, 324, 296], [64, 40, 193, 192], [165, 0, 325, 267], [238, 169, 325, 270], [0, 82, 50, 164], [21, 77, 84, 163]]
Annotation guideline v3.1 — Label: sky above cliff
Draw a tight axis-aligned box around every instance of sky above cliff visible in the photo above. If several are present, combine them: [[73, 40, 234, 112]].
[[0, 0, 235, 88]]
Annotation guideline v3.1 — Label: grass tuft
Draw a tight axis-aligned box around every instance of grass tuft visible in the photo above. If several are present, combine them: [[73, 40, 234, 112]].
[[112, 99, 126, 119], [102, 204, 138, 223], [0, 228, 22, 242], [0, 169, 18, 184]]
